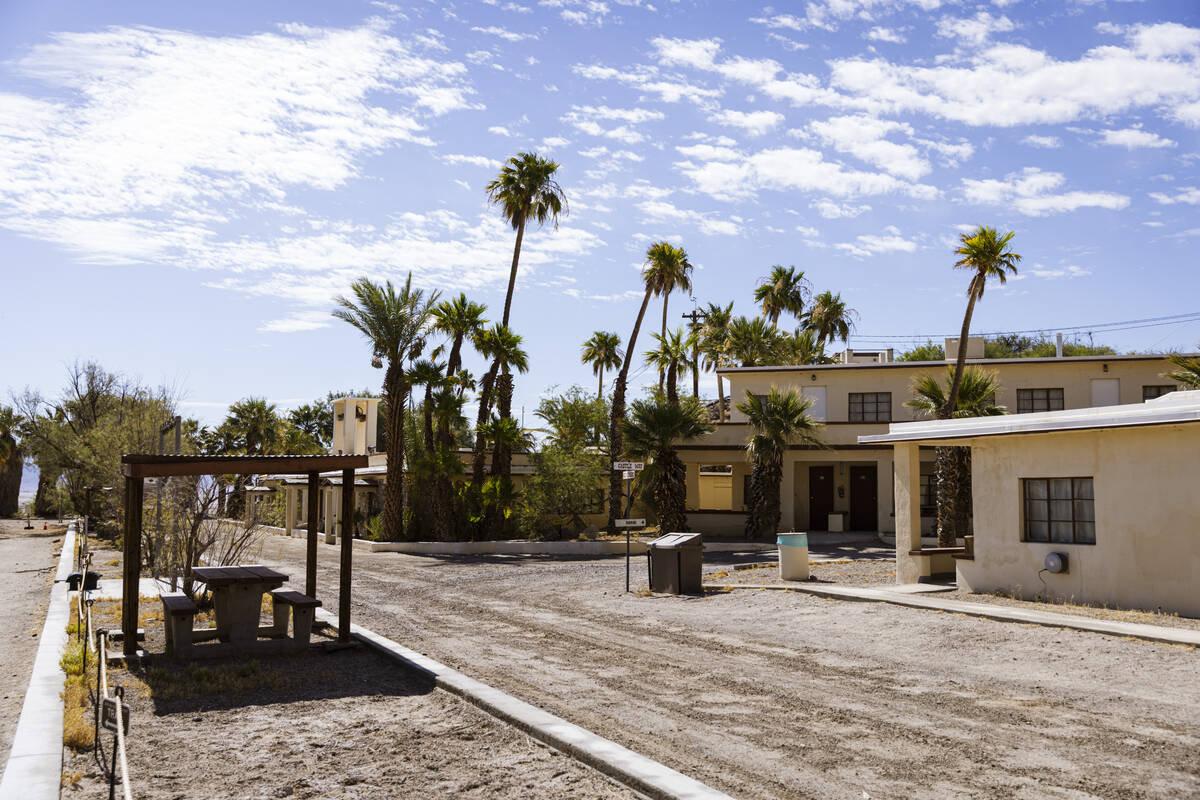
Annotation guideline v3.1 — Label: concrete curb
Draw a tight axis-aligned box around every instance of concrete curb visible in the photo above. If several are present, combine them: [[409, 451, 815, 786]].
[[316, 609, 736, 800], [702, 582, 1200, 647], [0, 522, 76, 800]]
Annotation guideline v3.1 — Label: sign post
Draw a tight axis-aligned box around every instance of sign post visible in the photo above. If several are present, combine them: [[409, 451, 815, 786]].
[[612, 462, 645, 592]]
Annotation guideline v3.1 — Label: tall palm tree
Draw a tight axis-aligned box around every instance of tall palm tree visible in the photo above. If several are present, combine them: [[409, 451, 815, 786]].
[[727, 316, 781, 367], [225, 397, 284, 455], [754, 265, 809, 327], [432, 294, 488, 379], [469, 324, 524, 488], [647, 245, 694, 392], [622, 397, 713, 533], [1164, 354, 1200, 389], [488, 331, 530, 484], [780, 328, 824, 366], [643, 328, 693, 406], [935, 226, 1020, 545], [738, 387, 823, 540], [334, 274, 439, 541], [581, 331, 623, 401], [699, 302, 734, 421], [608, 241, 691, 530], [486, 152, 567, 328], [804, 290, 858, 356], [908, 367, 1006, 547]]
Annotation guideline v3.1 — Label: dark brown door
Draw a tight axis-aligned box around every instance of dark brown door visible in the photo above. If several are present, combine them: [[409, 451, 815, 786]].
[[850, 466, 878, 531], [808, 466, 834, 531]]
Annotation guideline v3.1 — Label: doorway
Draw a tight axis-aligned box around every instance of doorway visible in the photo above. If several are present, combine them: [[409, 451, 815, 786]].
[[849, 465, 878, 531], [808, 466, 834, 531]]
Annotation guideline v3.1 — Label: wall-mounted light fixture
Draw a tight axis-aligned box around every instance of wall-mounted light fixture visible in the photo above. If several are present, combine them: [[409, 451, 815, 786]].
[[1102, 363, 1109, 373], [810, 374, 817, 381]]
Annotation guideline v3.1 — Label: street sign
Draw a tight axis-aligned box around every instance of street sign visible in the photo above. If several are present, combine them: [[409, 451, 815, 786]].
[[622, 470, 635, 480], [101, 697, 131, 736], [615, 518, 646, 528], [612, 461, 644, 471]]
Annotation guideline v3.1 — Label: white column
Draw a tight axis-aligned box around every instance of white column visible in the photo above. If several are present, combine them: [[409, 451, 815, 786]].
[[893, 443, 924, 583], [780, 459, 795, 532], [284, 486, 296, 537], [876, 451, 894, 534]]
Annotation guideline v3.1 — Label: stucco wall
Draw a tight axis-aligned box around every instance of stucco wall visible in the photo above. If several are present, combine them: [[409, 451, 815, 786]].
[[960, 423, 1200, 616]]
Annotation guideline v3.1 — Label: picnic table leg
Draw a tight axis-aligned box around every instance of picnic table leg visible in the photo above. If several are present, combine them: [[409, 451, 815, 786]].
[[211, 587, 233, 642]]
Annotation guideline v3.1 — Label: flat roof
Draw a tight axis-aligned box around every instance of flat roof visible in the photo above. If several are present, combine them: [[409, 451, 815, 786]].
[[718, 352, 1195, 376], [859, 390, 1200, 444], [121, 453, 369, 478]]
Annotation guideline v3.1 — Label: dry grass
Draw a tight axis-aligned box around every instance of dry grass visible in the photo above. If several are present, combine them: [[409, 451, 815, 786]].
[[142, 659, 324, 702], [59, 639, 95, 752], [61, 769, 82, 788]]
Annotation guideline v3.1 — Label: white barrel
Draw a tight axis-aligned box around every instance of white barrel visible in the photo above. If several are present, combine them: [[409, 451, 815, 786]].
[[777, 533, 809, 581]]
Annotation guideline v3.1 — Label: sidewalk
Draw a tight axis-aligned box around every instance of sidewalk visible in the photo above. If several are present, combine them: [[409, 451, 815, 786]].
[[702, 581, 1200, 647]]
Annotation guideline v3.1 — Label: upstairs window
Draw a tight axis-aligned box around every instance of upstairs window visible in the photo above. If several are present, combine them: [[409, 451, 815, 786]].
[[1017, 388, 1064, 413], [1142, 385, 1176, 401], [849, 392, 892, 423], [1023, 477, 1095, 545]]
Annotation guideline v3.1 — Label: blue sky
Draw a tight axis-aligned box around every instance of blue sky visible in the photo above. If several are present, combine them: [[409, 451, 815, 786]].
[[1, 0, 1198, 428]]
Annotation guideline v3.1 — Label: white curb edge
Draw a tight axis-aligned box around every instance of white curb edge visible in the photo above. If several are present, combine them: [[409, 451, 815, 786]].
[[316, 609, 737, 800], [0, 522, 76, 800]]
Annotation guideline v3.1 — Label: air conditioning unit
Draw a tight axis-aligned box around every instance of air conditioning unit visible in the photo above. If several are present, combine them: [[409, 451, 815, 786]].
[[1044, 552, 1069, 574]]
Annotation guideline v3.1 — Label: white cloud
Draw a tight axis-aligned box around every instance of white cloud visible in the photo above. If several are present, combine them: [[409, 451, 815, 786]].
[[865, 27, 906, 44], [442, 154, 502, 168], [834, 225, 918, 257], [935, 12, 1016, 46], [470, 25, 536, 41], [1022, 134, 1062, 148], [572, 63, 722, 104], [637, 199, 743, 236], [1149, 187, 1200, 205], [708, 108, 784, 136], [675, 143, 742, 161], [811, 200, 870, 218], [1027, 265, 1092, 279], [561, 105, 665, 143], [545, 0, 612, 27], [488, 125, 515, 136], [259, 310, 333, 333], [750, 1, 944, 34], [962, 167, 1130, 216], [1098, 127, 1176, 149], [809, 115, 929, 180]]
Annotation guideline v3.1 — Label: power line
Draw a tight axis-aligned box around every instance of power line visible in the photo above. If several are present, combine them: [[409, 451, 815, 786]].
[[848, 311, 1200, 342]]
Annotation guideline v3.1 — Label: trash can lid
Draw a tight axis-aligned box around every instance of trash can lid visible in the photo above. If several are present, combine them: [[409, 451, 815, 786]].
[[648, 532, 703, 549], [776, 532, 808, 546]]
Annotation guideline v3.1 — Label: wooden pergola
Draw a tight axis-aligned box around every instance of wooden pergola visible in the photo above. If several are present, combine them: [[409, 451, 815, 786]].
[[119, 453, 370, 656]]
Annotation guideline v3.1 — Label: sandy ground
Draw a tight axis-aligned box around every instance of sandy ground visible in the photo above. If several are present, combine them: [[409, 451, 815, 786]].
[[63, 620, 637, 800], [708, 561, 1200, 632], [245, 534, 1200, 800], [0, 519, 63, 760]]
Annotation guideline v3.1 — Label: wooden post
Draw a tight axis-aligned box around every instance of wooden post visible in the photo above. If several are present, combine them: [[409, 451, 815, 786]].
[[121, 475, 144, 656], [339, 468, 354, 643], [306, 472, 319, 598]]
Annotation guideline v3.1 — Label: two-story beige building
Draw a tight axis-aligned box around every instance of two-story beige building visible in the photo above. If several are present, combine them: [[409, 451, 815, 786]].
[[683, 338, 1191, 540]]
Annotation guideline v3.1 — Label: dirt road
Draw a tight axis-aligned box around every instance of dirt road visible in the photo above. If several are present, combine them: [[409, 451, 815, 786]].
[[256, 535, 1200, 799], [0, 521, 62, 760]]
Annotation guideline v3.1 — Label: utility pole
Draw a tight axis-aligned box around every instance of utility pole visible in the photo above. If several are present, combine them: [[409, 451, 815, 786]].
[[681, 308, 707, 400]]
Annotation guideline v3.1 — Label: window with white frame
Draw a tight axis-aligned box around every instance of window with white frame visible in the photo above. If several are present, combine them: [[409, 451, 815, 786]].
[[1022, 477, 1095, 544]]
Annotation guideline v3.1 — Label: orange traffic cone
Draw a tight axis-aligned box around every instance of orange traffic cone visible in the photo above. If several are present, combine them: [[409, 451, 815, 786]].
[[43, 522, 47, 530]]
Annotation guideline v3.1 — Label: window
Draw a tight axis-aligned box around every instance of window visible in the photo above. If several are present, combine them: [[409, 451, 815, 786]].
[[1017, 388, 1064, 413], [1023, 478, 1095, 545], [849, 392, 892, 422], [918, 473, 936, 515], [1143, 385, 1176, 401]]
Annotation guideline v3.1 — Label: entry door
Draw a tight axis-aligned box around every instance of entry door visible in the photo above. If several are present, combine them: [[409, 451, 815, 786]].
[[808, 466, 834, 531], [849, 466, 878, 531], [1091, 379, 1120, 407]]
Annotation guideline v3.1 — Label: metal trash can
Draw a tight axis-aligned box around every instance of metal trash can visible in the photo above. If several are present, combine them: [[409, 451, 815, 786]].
[[777, 533, 809, 581], [647, 533, 704, 594]]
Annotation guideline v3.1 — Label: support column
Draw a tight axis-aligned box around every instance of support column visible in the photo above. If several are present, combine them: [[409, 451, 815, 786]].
[[306, 472, 319, 598], [122, 475, 144, 656], [284, 486, 296, 537], [893, 443, 923, 584], [779, 459, 796, 533], [876, 451, 894, 534], [339, 468, 355, 643]]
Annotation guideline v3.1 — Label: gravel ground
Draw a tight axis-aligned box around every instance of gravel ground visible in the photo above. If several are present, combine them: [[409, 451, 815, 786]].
[[706, 561, 1200, 632], [0, 520, 64, 760], [248, 533, 1199, 800], [61, 610, 637, 799]]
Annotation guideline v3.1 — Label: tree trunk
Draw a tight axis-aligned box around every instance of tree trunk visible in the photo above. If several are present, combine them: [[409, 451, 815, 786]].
[[608, 288, 654, 530], [490, 372, 514, 480], [934, 285, 980, 546], [653, 449, 688, 533], [501, 216, 526, 328], [745, 459, 781, 540], [658, 295, 669, 393], [716, 374, 726, 423], [0, 440, 21, 517], [33, 469, 54, 517], [666, 361, 678, 406], [383, 366, 408, 541], [954, 446, 972, 539], [692, 341, 699, 398], [471, 364, 499, 487]]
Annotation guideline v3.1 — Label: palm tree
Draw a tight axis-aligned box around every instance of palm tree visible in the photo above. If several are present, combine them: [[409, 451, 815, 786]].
[[432, 294, 488, 379], [780, 328, 824, 366], [727, 316, 781, 366], [935, 226, 1020, 546], [754, 265, 809, 327], [643, 329, 693, 406], [469, 324, 524, 488], [646, 245, 694, 392], [738, 387, 823, 540], [699, 302, 734, 421], [805, 291, 858, 356], [608, 241, 691, 529], [908, 367, 1005, 547], [0, 406, 23, 518], [1164, 354, 1200, 389], [334, 274, 439, 541], [225, 397, 284, 455], [622, 397, 713, 533], [581, 331, 623, 401], [486, 152, 567, 328], [488, 331, 530, 483]]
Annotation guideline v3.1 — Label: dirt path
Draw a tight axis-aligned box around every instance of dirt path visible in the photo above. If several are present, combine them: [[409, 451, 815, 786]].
[[256, 534, 1199, 800], [0, 521, 63, 760]]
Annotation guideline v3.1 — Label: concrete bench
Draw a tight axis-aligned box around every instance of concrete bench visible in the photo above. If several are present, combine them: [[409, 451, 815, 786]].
[[269, 589, 321, 645], [160, 592, 198, 656]]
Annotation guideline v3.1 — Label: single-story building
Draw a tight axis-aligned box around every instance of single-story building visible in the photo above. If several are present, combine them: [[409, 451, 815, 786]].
[[861, 390, 1200, 617]]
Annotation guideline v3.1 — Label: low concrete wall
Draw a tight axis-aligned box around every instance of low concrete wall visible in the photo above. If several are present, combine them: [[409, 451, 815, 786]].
[[358, 540, 780, 556]]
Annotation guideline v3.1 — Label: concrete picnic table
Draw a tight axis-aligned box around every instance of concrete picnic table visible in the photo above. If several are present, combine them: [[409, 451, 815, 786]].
[[190, 565, 288, 644]]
